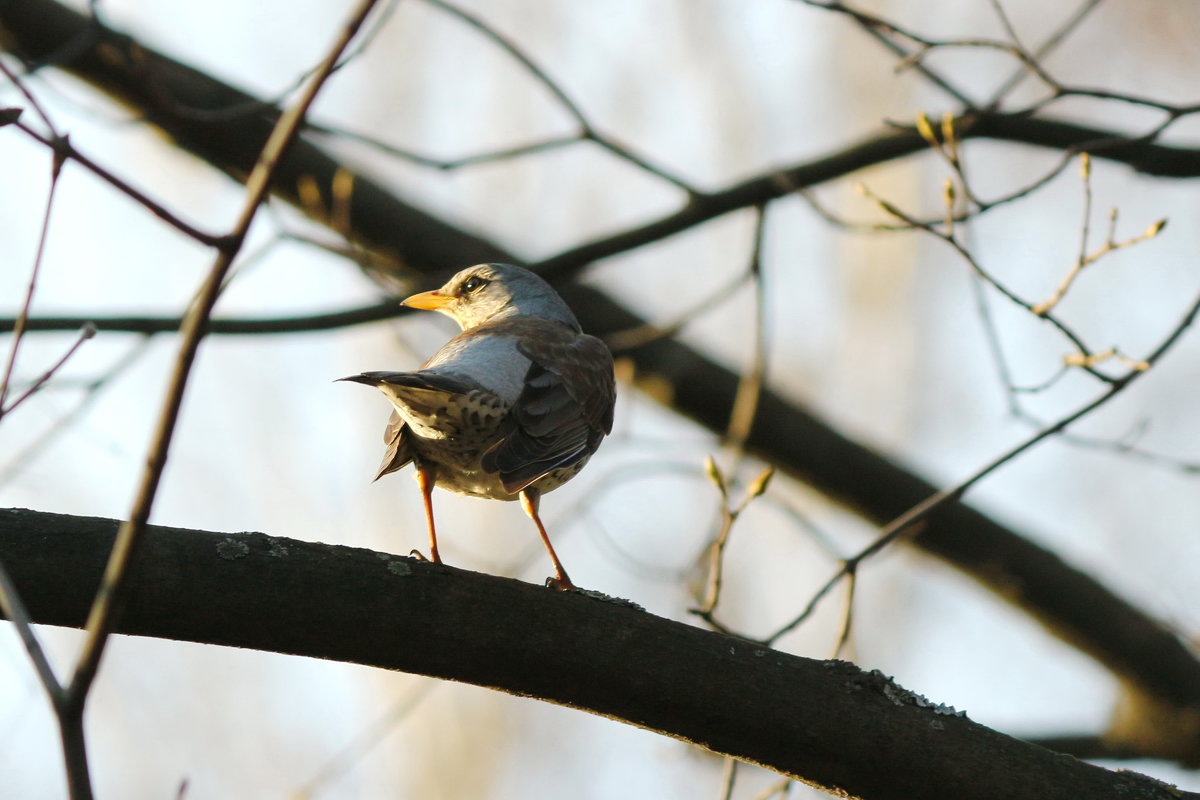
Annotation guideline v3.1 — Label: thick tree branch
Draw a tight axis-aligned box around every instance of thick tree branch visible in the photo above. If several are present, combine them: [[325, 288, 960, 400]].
[[4, 0, 1200, 748], [0, 507, 1192, 800]]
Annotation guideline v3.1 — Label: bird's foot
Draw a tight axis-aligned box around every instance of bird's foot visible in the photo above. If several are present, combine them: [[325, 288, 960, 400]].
[[409, 548, 442, 564], [545, 575, 578, 592]]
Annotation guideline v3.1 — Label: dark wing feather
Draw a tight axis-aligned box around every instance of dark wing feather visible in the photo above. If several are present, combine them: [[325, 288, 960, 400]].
[[481, 326, 615, 494], [374, 409, 411, 481]]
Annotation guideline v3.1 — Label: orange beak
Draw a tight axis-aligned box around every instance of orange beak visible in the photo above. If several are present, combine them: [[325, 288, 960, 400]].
[[402, 289, 454, 310]]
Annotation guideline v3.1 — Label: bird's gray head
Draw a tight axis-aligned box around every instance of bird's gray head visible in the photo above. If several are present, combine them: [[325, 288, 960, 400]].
[[402, 263, 580, 331]]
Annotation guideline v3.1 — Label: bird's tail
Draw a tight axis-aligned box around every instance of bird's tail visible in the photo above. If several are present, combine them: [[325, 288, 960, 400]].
[[335, 373, 385, 386]]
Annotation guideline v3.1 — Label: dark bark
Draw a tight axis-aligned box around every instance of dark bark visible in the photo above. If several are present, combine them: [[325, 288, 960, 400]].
[[0, 507, 1192, 800]]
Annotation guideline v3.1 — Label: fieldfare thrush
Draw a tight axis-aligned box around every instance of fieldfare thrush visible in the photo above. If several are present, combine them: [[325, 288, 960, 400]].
[[340, 263, 616, 590]]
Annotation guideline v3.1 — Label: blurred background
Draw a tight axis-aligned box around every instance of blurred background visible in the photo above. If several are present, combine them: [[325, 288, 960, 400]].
[[2, 0, 1199, 797]]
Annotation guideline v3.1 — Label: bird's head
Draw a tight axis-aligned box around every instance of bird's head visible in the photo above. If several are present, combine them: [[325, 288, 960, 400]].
[[402, 263, 580, 332]]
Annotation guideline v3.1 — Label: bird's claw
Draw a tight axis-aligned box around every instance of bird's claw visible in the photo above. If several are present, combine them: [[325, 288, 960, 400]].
[[545, 576, 577, 592]]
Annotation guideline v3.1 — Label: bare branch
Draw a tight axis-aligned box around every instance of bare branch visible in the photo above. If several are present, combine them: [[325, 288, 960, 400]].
[[792, 0, 979, 108], [717, 757, 738, 800], [987, 0, 1107, 105], [11, 121, 227, 246], [855, 180, 1113, 379], [0, 136, 63, 411], [769, 282, 1200, 644], [422, 0, 697, 195], [310, 125, 583, 171], [0, 337, 153, 490], [38, 5, 386, 798], [0, 56, 55, 133], [1, 322, 95, 417], [0, 556, 62, 700], [295, 680, 437, 798], [723, 205, 771, 454], [1, 507, 1196, 798]]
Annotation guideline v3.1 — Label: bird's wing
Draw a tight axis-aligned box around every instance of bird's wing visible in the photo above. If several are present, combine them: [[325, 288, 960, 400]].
[[481, 327, 616, 494], [374, 409, 411, 481]]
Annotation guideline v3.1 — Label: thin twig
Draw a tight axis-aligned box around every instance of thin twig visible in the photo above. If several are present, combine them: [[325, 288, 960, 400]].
[[804, 0, 1198, 118], [0, 57, 60, 137], [311, 125, 582, 170], [294, 680, 437, 799], [968, 269, 1023, 414], [604, 267, 756, 351], [763, 567, 845, 644], [987, 0, 1107, 106], [67, 0, 380, 703], [0, 144, 64, 411], [697, 458, 735, 617], [691, 208, 773, 625], [0, 555, 63, 700], [0, 337, 153, 491], [724, 206, 771, 454], [1008, 408, 1200, 474], [1, 323, 96, 417], [0, 76, 78, 728], [855, 181, 1113, 382], [1033, 164, 1167, 317], [693, 462, 774, 622], [12, 122, 226, 247], [749, 778, 794, 800], [423, 0, 697, 194], [831, 566, 857, 659], [987, 0, 1028, 55], [690, 208, 774, 623], [766, 283, 1200, 644], [793, 0, 979, 108], [718, 756, 739, 800], [798, 145, 1078, 233], [534, 460, 707, 584], [51, 4, 383, 798], [1031, 152, 1096, 316]]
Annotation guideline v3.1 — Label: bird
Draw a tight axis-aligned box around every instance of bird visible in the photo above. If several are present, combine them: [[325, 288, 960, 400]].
[[339, 263, 616, 590]]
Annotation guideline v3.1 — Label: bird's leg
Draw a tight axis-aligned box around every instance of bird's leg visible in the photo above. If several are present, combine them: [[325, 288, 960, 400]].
[[519, 489, 575, 591], [415, 463, 442, 564]]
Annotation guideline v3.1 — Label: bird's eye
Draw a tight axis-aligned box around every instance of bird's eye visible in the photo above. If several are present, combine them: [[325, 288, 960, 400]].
[[461, 276, 488, 294]]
